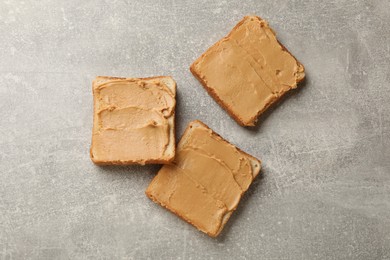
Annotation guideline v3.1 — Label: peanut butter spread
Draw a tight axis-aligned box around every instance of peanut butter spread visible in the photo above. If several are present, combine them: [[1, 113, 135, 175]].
[[90, 77, 175, 164], [191, 16, 305, 126], [146, 121, 261, 237]]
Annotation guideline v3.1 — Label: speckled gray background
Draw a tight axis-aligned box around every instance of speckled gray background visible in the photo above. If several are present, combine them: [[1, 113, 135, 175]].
[[1, 0, 389, 259]]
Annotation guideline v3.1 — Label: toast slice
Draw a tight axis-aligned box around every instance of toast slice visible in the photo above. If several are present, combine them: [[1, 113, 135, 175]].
[[90, 76, 176, 165], [146, 120, 261, 237], [190, 15, 305, 126]]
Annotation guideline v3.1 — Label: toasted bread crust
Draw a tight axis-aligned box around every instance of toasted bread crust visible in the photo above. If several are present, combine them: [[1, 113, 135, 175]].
[[90, 76, 176, 165], [190, 15, 305, 127], [90, 154, 175, 166]]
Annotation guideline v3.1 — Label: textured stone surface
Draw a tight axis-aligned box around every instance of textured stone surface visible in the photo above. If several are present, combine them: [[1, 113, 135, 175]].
[[1, 0, 389, 259]]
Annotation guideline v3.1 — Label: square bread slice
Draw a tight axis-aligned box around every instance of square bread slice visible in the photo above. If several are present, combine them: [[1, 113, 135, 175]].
[[190, 15, 305, 126], [146, 120, 261, 237], [90, 76, 176, 165]]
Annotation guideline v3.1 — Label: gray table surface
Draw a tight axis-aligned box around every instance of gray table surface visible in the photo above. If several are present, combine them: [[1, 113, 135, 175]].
[[1, 0, 389, 259]]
